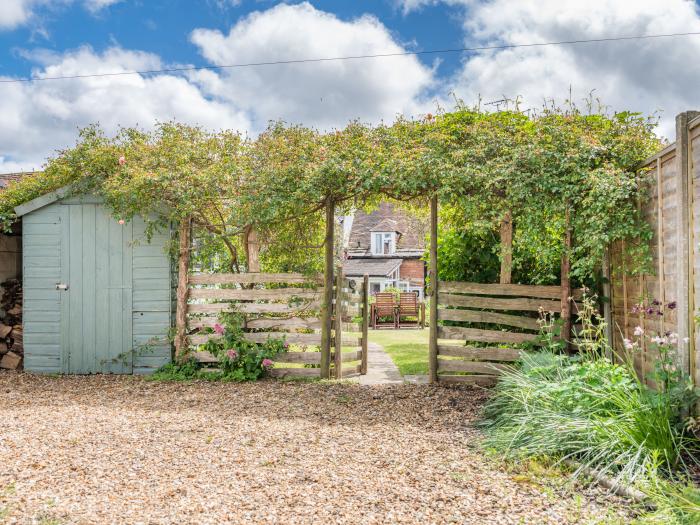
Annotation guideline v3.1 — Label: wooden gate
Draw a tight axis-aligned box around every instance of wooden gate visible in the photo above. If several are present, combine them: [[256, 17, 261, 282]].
[[180, 271, 368, 379], [430, 281, 582, 385]]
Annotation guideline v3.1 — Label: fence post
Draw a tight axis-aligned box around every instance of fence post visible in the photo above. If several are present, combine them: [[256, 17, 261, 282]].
[[174, 217, 192, 362], [334, 265, 344, 379], [428, 195, 439, 383], [560, 204, 572, 352], [676, 111, 698, 376], [320, 199, 335, 379], [602, 248, 613, 360], [361, 274, 369, 375]]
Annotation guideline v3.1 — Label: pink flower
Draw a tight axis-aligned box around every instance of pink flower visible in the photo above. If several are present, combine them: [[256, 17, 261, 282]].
[[226, 349, 238, 360], [633, 326, 644, 337], [118, 219, 125, 225], [118, 156, 126, 166], [213, 323, 225, 335], [262, 358, 274, 369], [283, 341, 289, 349]]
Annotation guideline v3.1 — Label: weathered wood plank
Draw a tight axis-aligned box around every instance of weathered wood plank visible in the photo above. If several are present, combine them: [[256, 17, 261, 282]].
[[438, 293, 560, 313], [187, 301, 321, 315], [437, 308, 540, 331], [439, 281, 584, 300], [334, 350, 362, 362], [189, 332, 323, 346], [189, 272, 322, 285], [437, 325, 539, 345], [437, 345, 522, 361], [437, 359, 511, 374], [189, 288, 323, 301], [192, 351, 218, 363], [437, 374, 499, 387], [273, 351, 321, 364], [247, 317, 322, 330], [268, 367, 321, 378]]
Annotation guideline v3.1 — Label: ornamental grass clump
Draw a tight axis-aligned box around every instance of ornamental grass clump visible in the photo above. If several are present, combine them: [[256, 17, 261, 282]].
[[481, 295, 699, 487]]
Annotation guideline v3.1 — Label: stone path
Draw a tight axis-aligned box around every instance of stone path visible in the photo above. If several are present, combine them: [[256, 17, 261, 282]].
[[359, 342, 404, 385]]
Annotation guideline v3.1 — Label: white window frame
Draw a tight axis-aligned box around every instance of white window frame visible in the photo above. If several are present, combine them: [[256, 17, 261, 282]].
[[371, 232, 396, 255]]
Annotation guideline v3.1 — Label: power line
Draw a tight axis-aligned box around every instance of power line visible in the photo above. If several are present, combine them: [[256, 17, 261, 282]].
[[1, 30, 700, 84]]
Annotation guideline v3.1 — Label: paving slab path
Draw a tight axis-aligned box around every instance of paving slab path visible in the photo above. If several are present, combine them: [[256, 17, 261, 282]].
[[359, 341, 404, 385]]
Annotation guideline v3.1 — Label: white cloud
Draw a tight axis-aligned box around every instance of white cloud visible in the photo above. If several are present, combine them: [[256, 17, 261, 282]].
[[438, 0, 700, 138], [0, 0, 117, 30], [83, 0, 121, 13], [1, 2, 436, 171], [189, 2, 434, 131], [0, 46, 250, 172]]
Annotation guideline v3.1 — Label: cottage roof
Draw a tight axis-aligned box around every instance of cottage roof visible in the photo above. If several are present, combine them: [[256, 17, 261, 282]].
[[0, 171, 34, 189], [347, 201, 427, 257]]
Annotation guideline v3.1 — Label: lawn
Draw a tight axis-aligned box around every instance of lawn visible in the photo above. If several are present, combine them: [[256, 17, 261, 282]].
[[368, 328, 429, 376]]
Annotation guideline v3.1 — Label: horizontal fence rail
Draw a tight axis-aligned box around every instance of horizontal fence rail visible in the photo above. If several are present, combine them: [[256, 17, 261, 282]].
[[183, 271, 368, 380], [435, 281, 583, 386]]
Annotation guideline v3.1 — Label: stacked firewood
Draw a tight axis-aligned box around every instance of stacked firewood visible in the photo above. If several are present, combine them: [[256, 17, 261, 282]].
[[0, 278, 22, 370]]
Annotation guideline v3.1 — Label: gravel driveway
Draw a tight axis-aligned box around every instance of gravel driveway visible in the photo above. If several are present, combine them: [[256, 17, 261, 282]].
[[0, 372, 630, 524]]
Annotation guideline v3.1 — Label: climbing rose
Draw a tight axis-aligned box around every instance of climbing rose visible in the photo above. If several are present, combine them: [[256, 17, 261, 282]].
[[262, 358, 274, 368], [226, 349, 238, 360], [118, 156, 126, 165], [118, 219, 125, 225], [213, 323, 224, 335]]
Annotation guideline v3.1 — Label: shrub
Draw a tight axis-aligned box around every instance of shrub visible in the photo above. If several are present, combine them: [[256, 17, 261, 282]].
[[153, 312, 285, 382], [482, 295, 699, 487]]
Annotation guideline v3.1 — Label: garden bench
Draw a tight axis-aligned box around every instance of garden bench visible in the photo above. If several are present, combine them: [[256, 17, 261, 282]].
[[398, 292, 421, 328], [373, 292, 397, 329]]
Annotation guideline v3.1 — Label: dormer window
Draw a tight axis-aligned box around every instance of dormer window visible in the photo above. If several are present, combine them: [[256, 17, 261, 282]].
[[371, 232, 395, 255]]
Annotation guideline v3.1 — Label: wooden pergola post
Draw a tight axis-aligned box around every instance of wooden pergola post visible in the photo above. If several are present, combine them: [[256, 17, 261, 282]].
[[174, 217, 192, 362], [320, 198, 335, 379], [334, 265, 344, 379], [428, 194, 439, 383], [499, 211, 513, 284]]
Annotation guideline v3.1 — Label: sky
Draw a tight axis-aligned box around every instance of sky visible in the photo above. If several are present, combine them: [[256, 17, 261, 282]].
[[1, 0, 700, 172]]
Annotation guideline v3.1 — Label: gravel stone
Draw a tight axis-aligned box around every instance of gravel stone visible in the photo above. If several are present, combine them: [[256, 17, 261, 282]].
[[0, 372, 632, 524]]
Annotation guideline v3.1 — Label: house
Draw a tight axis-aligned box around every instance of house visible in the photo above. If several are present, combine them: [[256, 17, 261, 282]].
[[343, 201, 427, 298]]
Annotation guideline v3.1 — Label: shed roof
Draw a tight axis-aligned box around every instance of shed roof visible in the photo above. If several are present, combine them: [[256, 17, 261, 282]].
[[14, 185, 72, 217]]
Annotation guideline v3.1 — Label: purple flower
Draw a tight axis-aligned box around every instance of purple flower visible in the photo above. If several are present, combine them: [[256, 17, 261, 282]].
[[226, 349, 238, 360], [262, 358, 274, 369], [651, 299, 661, 306], [667, 301, 677, 310], [646, 307, 655, 315], [213, 323, 225, 335], [283, 341, 289, 349]]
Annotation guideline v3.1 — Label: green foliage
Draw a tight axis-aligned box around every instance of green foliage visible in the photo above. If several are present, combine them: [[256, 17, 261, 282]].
[[152, 312, 285, 382], [482, 296, 699, 489], [0, 102, 661, 281]]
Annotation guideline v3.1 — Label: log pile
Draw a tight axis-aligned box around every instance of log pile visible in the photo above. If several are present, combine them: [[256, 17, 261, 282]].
[[0, 278, 23, 370]]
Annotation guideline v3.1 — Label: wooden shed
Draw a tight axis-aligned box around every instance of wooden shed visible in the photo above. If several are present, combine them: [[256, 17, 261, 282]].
[[15, 187, 173, 374]]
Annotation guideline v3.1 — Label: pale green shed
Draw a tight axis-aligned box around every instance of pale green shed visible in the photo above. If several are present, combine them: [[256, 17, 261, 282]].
[[15, 187, 174, 374]]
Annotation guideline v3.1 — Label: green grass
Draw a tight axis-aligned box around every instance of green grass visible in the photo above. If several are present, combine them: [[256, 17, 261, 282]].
[[368, 328, 429, 376]]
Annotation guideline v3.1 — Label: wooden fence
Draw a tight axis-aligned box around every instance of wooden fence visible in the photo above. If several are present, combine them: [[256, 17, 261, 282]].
[[609, 111, 700, 385], [432, 281, 582, 385], [181, 271, 367, 380]]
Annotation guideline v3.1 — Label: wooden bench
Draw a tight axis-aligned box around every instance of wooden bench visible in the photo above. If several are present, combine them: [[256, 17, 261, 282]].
[[373, 292, 397, 329]]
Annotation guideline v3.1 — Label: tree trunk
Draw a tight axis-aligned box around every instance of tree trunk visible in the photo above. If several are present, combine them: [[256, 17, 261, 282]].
[[428, 195, 439, 383], [245, 226, 260, 273], [499, 211, 513, 284], [560, 206, 572, 352], [175, 217, 192, 362]]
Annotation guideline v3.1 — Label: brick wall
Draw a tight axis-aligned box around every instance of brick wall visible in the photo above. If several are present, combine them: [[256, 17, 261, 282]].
[[399, 259, 425, 285]]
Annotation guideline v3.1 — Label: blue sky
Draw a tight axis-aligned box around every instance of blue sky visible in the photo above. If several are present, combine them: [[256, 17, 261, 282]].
[[0, 1, 466, 81], [1, 0, 700, 171]]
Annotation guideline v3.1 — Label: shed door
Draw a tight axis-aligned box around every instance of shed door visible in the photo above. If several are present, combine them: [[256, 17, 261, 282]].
[[61, 204, 133, 373]]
